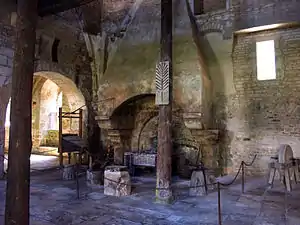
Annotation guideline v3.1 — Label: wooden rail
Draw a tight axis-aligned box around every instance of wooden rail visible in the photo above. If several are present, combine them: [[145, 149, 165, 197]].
[[58, 107, 83, 167]]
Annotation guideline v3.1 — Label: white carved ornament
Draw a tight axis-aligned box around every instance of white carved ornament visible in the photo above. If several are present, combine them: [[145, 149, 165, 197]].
[[155, 61, 170, 105]]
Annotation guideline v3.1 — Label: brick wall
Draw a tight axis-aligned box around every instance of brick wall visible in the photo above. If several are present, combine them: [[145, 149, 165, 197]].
[[0, 22, 13, 159], [193, 0, 300, 174], [0, 46, 13, 85], [234, 0, 300, 31], [203, 0, 226, 13], [227, 27, 300, 174]]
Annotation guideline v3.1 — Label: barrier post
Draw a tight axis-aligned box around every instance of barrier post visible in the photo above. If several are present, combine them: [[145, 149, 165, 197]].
[[218, 182, 222, 225], [242, 161, 245, 194], [76, 163, 80, 199]]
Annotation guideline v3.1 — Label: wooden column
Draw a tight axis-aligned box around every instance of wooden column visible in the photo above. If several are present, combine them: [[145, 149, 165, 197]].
[[5, 0, 38, 224], [79, 109, 83, 138], [58, 107, 63, 167], [155, 0, 173, 203]]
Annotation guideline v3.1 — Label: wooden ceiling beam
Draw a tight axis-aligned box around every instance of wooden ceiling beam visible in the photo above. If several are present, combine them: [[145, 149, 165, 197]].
[[37, 0, 97, 17]]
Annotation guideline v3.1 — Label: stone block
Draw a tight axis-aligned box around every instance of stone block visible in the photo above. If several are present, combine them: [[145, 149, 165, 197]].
[[0, 75, 8, 86], [0, 47, 14, 58], [189, 170, 207, 196], [0, 66, 12, 77], [62, 164, 75, 180], [0, 55, 7, 66], [86, 169, 104, 186], [104, 166, 131, 197]]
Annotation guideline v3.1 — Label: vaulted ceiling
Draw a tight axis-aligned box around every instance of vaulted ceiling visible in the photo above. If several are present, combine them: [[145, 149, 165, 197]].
[[1, 0, 144, 36], [38, 0, 134, 34]]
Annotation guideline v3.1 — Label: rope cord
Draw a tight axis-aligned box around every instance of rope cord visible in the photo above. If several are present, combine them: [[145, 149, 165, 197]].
[[80, 154, 259, 189], [218, 154, 257, 187], [243, 154, 257, 167]]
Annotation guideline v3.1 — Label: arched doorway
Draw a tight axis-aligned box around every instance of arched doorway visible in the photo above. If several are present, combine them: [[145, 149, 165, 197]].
[[5, 71, 86, 156]]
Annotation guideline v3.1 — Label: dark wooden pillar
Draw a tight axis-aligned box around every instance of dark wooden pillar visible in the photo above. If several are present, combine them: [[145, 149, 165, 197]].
[[194, 0, 204, 15], [155, 0, 173, 203], [5, 0, 38, 224]]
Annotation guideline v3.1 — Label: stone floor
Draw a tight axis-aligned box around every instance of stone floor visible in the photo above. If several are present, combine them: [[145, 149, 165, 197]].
[[3, 154, 68, 171], [0, 169, 300, 225]]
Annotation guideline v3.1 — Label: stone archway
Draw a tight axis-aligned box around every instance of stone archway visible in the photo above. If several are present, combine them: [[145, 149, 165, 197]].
[[4, 71, 86, 155], [106, 93, 200, 177]]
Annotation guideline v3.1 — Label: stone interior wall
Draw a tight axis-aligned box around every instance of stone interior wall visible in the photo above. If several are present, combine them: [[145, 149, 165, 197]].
[[1, 0, 300, 176], [228, 27, 300, 174], [194, 0, 300, 175], [234, 0, 300, 32], [0, 7, 101, 157], [87, 0, 213, 172], [199, 24, 300, 176], [203, 0, 226, 13], [5, 75, 80, 155]]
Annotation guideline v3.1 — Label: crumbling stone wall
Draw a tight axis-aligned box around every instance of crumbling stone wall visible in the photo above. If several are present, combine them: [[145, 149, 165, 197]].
[[93, 0, 209, 132], [0, 22, 13, 154], [2, 0, 300, 175], [195, 0, 300, 175], [234, 0, 300, 32], [0, 8, 99, 156], [86, 0, 212, 171], [230, 27, 300, 174], [203, 0, 226, 13]]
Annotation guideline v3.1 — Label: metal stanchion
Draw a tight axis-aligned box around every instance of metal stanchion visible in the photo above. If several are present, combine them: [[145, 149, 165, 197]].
[[242, 161, 245, 194], [216, 155, 257, 225], [218, 182, 222, 225], [75, 163, 80, 199]]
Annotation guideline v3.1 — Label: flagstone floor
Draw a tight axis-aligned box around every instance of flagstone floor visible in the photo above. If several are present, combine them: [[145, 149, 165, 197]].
[[0, 170, 299, 225], [3, 154, 68, 172]]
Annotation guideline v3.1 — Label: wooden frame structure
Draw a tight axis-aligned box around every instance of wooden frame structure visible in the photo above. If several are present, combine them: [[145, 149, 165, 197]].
[[58, 107, 83, 167]]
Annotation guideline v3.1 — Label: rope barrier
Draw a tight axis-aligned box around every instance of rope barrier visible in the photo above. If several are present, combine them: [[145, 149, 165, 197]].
[[79, 152, 256, 193], [243, 154, 257, 167], [72, 154, 259, 190], [11, 153, 257, 225], [0, 152, 292, 225], [217, 154, 257, 225]]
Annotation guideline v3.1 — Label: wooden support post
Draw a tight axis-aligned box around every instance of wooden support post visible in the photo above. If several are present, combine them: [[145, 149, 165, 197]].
[[4, 0, 38, 224], [79, 109, 83, 164], [268, 165, 276, 187], [58, 107, 63, 167], [79, 109, 83, 138], [284, 167, 292, 192], [155, 0, 173, 203]]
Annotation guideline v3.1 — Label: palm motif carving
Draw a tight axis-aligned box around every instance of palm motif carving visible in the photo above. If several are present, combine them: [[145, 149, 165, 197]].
[[155, 61, 170, 105]]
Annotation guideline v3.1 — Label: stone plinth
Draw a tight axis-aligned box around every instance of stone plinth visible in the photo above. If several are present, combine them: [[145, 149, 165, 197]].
[[86, 169, 103, 186], [104, 166, 131, 196], [189, 170, 207, 196], [62, 164, 75, 180]]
